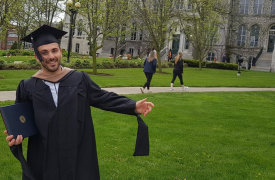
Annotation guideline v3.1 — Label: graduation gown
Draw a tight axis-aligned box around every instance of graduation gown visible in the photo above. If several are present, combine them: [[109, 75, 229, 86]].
[[11, 70, 141, 180]]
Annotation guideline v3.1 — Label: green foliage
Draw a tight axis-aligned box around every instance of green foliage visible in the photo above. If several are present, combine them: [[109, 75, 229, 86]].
[[0, 59, 5, 69], [22, 51, 34, 56], [0, 51, 7, 56], [27, 59, 39, 68], [10, 41, 18, 50], [8, 50, 16, 56]]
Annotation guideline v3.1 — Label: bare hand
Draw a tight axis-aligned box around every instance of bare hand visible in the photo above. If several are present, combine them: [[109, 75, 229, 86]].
[[135, 98, 154, 117], [4, 130, 23, 146]]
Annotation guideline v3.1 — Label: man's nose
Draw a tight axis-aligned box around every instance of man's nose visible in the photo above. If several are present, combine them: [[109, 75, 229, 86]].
[[48, 52, 55, 59]]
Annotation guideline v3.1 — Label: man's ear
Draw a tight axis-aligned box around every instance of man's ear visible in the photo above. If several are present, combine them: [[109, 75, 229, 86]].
[[60, 48, 63, 58]]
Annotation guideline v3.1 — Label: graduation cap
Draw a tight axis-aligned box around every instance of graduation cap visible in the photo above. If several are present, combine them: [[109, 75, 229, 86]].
[[21, 24, 67, 62]]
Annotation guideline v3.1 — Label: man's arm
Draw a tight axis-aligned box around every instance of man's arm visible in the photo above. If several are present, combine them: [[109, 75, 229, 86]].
[[82, 72, 154, 116]]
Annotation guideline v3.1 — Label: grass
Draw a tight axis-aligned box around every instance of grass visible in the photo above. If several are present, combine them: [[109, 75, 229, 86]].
[[1, 92, 275, 179], [0, 68, 275, 91]]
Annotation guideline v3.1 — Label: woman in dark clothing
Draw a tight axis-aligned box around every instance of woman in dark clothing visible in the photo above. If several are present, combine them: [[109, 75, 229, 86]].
[[170, 52, 188, 91], [140, 50, 157, 93]]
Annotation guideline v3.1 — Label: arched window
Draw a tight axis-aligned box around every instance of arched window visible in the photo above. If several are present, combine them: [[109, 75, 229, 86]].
[[272, 0, 275, 14], [250, 25, 260, 47], [238, 25, 246, 46], [77, 19, 83, 36], [240, 0, 250, 14], [131, 23, 137, 40], [254, 0, 263, 14]]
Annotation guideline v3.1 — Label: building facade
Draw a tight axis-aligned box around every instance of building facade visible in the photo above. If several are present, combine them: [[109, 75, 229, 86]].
[[60, 0, 275, 71], [0, 28, 19, 50]]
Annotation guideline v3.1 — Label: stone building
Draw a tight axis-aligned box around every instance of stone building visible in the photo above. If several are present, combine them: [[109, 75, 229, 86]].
[[224, 0, 275, 71], [60, 0, 275, 71]]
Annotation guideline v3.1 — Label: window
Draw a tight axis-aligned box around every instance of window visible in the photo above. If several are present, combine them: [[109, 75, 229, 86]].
[[77, 27, 82, 36], [254, 0, 262, 14], [250, 25, 260, 47], [139, 30, 143, 40], [8, 32, 17, 37], [77, 19, 83, 36], [129, 48, 134, 56], [185, 39, 189, 49], [206, 52, 215, 61], [187, 0, 192, 10], [75, 43, 80, 53], [240, 0, 249, 14], [110, 48, 114, 54], [72, 28, 75, 36], [131, 23, 137, 40], [237, 25, 246, 46], [7, 41, 14, 46], [176, 0, 184, 10], [272, 0, 275, 14]]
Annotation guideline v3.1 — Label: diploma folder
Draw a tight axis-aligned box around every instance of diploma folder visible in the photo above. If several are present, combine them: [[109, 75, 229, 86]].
[[0, 102, 38, 138]]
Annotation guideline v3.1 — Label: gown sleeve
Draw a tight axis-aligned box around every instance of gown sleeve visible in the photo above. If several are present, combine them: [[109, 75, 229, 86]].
[[11, 80, 36, 180], [82, 72, 137, 116]]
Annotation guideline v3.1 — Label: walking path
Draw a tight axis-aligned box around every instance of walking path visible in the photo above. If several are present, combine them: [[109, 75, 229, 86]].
[[1, 87, 275, 101]]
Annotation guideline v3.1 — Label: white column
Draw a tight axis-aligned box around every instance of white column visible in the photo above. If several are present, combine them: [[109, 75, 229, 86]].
[[271, 45, 275, 72], [179, 33, 184, 52]]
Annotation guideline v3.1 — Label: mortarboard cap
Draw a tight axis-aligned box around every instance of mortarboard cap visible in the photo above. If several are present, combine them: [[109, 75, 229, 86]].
[[21, 25, 67, 62]]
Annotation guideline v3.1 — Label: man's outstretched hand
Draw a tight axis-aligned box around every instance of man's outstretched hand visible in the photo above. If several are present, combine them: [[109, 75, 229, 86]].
[[135, 98, 154, 117]]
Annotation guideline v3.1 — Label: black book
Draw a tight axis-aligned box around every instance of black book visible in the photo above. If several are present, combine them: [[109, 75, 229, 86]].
[[0, 102, 38, 139]]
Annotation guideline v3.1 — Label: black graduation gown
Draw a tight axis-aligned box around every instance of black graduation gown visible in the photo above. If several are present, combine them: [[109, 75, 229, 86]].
[[12, 70, 139, 180]]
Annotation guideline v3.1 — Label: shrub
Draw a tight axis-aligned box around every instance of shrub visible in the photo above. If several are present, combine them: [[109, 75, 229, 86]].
[[184, 59, 200, 67], [0, 59, 5, 69], [101, 60, 115, 69], [8, 50, 16, 56], [0, 50, 7, 56], [74, 59, 82, 68], [82, 59, 91, 68], [22, 50, 34, 56], [28, 59, 40, 68]]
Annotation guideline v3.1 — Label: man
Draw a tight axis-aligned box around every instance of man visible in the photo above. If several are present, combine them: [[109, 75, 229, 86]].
[[4, 25, 154, 180]]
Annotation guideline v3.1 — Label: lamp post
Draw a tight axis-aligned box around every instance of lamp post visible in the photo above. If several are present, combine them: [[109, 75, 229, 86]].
[[67, 0, 81, 63]]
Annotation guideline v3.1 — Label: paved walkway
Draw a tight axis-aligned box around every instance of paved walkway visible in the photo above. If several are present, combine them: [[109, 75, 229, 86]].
[[1, 87, 275, 101]]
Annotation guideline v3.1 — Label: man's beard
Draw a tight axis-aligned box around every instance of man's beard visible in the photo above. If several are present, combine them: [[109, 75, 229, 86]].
[[41, 60, 61, 72]]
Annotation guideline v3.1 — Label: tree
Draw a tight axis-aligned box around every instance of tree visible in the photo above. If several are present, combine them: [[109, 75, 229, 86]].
[[177, 0, 227, 70], [105, 0, 131, 62], [10, 40, 18, 49], [77, 0, 123, 74], [0, 0, 16, 49], [129, 0, 177, 72]]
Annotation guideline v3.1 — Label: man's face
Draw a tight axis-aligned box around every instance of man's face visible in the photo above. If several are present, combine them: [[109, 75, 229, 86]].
[[36, 43, 62, 73]]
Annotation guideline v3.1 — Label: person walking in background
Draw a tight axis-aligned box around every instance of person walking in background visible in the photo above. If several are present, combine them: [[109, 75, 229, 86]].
[[140, 50, 157, 93], [168, 49, 172, 62], [170, 51, 188, 91]]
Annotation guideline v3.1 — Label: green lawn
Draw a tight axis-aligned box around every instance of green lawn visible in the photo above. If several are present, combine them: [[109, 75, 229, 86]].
[[1, 92, 275, 179], [0, 68, 275, 91]]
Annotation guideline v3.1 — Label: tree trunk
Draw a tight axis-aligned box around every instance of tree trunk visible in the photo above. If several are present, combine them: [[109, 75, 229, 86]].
[[157, 51, 162, 72]]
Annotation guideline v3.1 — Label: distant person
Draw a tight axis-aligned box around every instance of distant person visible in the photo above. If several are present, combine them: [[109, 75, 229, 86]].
[[152, 48, 157, 59], [146, 48, 150, 57], [222, 54, 226, 62], [168, 49, 172, 62], [140, 50, 157, 93], [170, 52, 188, 91]]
